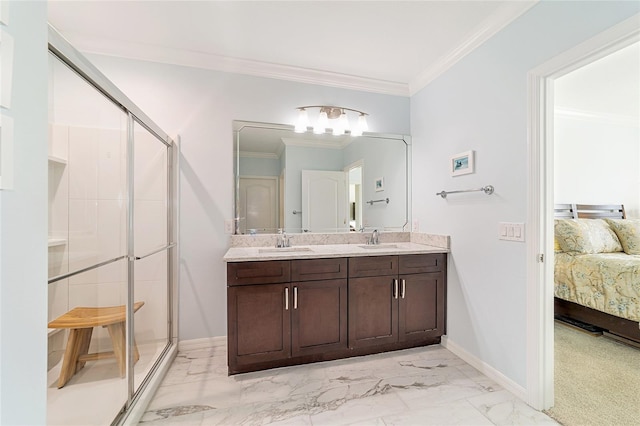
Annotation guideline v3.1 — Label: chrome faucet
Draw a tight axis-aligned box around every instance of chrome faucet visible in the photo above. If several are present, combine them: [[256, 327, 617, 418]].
[[276, 229, 291, 248], [367, 229, 379, 245]]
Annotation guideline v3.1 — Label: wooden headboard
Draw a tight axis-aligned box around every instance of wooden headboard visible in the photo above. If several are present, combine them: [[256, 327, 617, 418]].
[[554, 203, 626, 219]]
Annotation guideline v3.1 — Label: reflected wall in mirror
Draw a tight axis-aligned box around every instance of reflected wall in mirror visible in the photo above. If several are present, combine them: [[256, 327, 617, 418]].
[[233, 121, 410, 234]]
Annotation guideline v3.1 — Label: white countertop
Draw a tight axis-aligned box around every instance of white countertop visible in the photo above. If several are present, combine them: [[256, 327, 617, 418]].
[[223, 242, 448, 262]]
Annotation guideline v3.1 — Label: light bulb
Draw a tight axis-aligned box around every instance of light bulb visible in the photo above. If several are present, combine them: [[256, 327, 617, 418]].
[[294, 108, 309, 133], [358, 114, 368, 132], [338, 110, 349, 131], [314, 110, 328, 134]]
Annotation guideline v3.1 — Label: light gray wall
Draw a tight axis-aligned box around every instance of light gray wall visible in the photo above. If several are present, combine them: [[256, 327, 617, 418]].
[[0, 1, 48, 423], [84, 54, 410, 340], [410, 1, 640, 389], [343, 137, 408, 230], [239, 156, 281, 177]]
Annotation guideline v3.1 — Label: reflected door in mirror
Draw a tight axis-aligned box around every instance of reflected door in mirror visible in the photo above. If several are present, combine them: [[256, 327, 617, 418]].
[[301, 170, 348, 233], [239, 177, 278, 234]]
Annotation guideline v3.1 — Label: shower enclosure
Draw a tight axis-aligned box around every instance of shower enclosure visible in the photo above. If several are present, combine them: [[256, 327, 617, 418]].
[[46, 27, 178, 425]]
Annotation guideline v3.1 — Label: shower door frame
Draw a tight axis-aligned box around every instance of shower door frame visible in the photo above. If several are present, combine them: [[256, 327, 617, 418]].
[[47, 25, 179, 424]]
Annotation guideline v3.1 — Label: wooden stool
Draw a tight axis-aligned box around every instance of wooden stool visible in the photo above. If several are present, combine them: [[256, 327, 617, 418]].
[[48, 301, 145, 388]]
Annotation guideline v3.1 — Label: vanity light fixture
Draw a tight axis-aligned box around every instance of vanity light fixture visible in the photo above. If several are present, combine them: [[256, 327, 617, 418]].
[[295, 106, 368, 136]]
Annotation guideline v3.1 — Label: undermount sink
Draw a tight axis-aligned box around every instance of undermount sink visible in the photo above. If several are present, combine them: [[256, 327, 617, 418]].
[[359, 244, 398, 249], [258, 247, 313, 254]]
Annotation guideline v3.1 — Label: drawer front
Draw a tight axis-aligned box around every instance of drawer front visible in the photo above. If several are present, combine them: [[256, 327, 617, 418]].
[[349, 255, 398, 278], [399, 254, 446, 274], [227, 261, 291, 286], [291, 258, 347, 282]]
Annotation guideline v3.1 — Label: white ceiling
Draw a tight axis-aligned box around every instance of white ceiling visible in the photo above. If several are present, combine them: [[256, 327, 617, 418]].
[[47, 0, 537, 96]]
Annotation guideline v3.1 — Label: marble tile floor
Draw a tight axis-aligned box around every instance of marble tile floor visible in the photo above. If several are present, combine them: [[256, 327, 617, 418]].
[[140, 342, 558, 425]]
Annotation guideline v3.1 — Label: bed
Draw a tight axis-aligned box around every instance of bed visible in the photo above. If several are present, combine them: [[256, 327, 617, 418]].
[[554, 203, 640, 343]]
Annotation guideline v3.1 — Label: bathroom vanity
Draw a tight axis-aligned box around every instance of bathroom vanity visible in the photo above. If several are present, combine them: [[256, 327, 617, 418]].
[[224, 240, 448, 375]]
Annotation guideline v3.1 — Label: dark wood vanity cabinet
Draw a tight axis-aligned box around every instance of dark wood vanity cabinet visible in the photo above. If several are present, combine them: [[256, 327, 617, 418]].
[[227, 253, 446, 374], [228, 282, 291, 366], [348, 254, 446, 349], [227, 258, 348, 373]]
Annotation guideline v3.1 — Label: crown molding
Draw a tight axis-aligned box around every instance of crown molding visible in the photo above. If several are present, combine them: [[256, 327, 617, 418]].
[[62, 31, 410, 97], [238, 150, 280, 160], [60, 2, 536, 99], [408, 1, 538, 95]]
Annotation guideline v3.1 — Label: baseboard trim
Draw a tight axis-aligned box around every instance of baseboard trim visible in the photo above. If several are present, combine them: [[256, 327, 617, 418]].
[[441, 336, 527, 402], [178, 336, 227, 352]]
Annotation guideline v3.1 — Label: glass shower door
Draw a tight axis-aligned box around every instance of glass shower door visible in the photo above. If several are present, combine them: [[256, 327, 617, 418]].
[[47, 53, 130, 425], [131, 119, 171, 393]]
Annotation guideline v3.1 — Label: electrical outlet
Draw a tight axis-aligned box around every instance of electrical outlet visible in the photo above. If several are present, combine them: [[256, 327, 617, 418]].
[[412, 219, 420, 232], [224, 219, 234, 234]]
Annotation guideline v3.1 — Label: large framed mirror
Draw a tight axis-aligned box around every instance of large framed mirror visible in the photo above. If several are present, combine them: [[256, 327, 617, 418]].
[[233, 121, 410, 235]]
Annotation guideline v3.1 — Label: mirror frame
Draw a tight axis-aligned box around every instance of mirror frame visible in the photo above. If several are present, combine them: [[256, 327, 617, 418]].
[[233, 120, 411, 235]]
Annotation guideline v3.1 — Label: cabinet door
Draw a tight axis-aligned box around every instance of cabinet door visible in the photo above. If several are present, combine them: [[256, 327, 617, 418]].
[[348, 275, 399, 348], [398, 272, 445, 342], [228, 283, 291, 367], [291, 279, 348, 357]]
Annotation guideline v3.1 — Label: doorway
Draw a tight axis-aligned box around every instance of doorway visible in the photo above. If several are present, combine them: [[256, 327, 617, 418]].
[[527, 15, 639, 410], [346, 160, 364, 232]]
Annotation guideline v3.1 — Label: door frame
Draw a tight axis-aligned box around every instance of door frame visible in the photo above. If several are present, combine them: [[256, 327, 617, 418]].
[[526, 14, 639, 410]]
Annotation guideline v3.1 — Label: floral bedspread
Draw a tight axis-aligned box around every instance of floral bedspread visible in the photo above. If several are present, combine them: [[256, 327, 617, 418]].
[[555, 252, 640, 322]]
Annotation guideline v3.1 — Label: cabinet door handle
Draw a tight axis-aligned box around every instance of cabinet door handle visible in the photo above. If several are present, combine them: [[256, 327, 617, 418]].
[[401, 279, 406, 299], [393, 279, 398, 299], [285, 287, 289, 310], [293, 286, 298, 309]]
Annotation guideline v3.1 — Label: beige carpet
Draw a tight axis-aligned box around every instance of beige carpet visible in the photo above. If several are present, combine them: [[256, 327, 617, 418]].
[[545, 321, 640, 426]]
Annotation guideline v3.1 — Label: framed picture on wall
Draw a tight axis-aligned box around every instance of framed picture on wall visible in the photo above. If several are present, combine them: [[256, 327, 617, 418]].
[[375, 177, 384, 192], [450, 150, 474, 176]]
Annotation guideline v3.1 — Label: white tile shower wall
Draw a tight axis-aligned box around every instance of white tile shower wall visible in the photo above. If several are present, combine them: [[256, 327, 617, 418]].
[[48, 125, 70, 358], [48, 124, 69, 242]]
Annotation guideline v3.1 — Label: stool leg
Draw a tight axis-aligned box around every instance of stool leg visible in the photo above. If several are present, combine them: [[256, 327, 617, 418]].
[[57, 328, 91, 389], [133, 337, 140, 364], [106, 322, 126, 377], [75, 328, 93, 373]]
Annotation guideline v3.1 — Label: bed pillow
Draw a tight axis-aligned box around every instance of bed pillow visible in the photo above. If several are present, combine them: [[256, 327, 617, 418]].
[[554, 237, 562, 252], [604, 219, 640, 255], [554, 219, 623, 254]]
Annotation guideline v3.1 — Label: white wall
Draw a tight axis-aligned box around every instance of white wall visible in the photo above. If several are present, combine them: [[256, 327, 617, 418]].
[[411, 0, 640, 390], [83, 55, 411, 340], [554, 42, 640, 217], [0, 1, 48, 424], [554, 114, 640, 216]]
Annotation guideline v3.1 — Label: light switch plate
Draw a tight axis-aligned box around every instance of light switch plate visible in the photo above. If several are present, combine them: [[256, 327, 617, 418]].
[[499, 222, 525, 242]]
